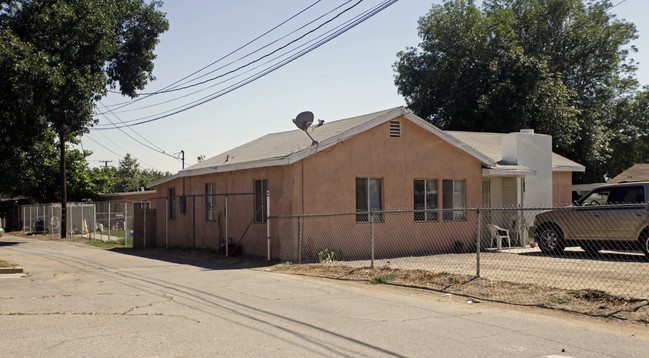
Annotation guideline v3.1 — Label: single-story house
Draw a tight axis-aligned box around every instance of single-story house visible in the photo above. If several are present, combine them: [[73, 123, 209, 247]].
[[147, 107, 583, 259], [608, 163, 649, 184]]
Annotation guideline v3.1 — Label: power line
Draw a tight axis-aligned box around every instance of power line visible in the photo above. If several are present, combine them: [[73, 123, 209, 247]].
[[103, 0, 327, 109], [98, 101, 180, 161], [82, 134, 158, 170], [94, 0, 399, 129], [134, 0, 363, 95], [98, 0, 355, 116]]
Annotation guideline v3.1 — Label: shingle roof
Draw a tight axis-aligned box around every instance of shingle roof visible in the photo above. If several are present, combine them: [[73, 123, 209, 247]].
[[148, 107, 585, 187], [446, 130, 585, 172], [608, 164, 649, 183], [187, 107, 402, 173]]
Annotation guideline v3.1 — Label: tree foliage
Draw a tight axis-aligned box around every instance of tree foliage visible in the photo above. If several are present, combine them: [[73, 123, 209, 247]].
[[110, 153, 170, 193], [394, 0, 640, 182], [0, 0, 168, 197]]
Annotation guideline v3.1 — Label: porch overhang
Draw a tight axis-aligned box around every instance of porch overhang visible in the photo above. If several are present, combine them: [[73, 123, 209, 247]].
[[482, 165, 536, 176]]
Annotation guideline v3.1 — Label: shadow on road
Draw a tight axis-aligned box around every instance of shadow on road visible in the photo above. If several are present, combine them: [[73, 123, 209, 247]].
[[109, 247, 275, 271]]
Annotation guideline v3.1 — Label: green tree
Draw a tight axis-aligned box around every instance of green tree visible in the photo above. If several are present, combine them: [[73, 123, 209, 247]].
[[114, 154, 141, 192], [109, 154, 170, 193], [1, 0, 168, 235], [607, 88, 649, 178], [17, 135, 98, 202], [394, 0, 639, 182]]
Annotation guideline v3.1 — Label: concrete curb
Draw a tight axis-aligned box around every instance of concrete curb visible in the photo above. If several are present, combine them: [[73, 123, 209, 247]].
[[0, 266, 23, 274]]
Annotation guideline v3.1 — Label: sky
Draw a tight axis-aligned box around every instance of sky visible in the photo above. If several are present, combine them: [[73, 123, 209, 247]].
[[83, 0, 649, 174]]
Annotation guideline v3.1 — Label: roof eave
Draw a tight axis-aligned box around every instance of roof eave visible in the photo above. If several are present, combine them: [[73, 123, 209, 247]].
[[553, 165, 586, 173]]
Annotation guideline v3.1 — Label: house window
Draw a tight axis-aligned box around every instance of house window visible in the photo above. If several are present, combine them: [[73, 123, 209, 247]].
[[254, 179, 268, 223], [168, 187, 176, 220], [414, 179, 438, 222], [206, 183, 216, 221], [389, 120, 401, 137], [356, 178, 383, 222], [443, 179, 466, 221]]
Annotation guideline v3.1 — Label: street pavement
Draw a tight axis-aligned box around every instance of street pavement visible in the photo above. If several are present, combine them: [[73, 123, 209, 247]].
[[1, 235, 648, 357]]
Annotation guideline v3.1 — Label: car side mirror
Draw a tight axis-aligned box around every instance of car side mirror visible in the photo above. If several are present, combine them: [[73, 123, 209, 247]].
[[573, 200, 581, 206]]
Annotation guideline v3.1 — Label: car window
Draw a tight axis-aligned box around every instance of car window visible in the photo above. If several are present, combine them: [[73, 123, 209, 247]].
[[580, 189, 610, 205], [607, 186, 645, 204]]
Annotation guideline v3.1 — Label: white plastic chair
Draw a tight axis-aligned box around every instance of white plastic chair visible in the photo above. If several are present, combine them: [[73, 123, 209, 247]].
[[488, 224, 511, 250]]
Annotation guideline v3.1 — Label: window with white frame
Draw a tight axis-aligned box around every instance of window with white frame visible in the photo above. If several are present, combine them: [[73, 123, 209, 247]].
[[356, 178, 383, 222], [206, 183, 216, 221], [168, 187, 176, 220], [443, 179, 466, 221], [254, 179, 268, 223], [414, 179, 438, 222]]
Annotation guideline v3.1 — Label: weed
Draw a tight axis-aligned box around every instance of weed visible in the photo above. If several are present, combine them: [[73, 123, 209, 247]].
[[317, 248, 344, 263], [550, 297, 570, 304], [371, 272, 398, 284], [566, 290, 581, 295], [0, 260, 17, 269], [449, 276, 462, 284]]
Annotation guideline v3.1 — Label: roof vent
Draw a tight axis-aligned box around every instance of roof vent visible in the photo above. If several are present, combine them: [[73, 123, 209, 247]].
[[390, 120, 401, 137]]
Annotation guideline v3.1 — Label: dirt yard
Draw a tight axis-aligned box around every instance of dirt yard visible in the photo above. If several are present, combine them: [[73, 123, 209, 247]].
[[269, 248, 649, 325]]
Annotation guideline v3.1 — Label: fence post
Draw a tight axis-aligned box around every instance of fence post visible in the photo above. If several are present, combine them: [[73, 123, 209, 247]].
[[124, 201, 128, 246], [225, 195, 229, 256], [297, 216, 302, 264], [475, 208, 481, 278], [370, 209, 375, 268], [143, 203, 147, 249], [192, 196, 196, 249], [108, 203, 112, 240], [50, 204, 54, 234], [266, 189, 271, 262]]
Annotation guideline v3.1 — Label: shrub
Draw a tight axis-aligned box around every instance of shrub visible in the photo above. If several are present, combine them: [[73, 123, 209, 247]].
[[317, 248, 344, 263]]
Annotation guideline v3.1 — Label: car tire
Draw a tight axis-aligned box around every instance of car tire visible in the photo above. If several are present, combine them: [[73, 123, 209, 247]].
[[536, 223, 565, 254]]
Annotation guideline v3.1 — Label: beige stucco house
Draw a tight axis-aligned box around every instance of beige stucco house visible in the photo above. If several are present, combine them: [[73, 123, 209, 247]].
[[147, 107, 583, 259]]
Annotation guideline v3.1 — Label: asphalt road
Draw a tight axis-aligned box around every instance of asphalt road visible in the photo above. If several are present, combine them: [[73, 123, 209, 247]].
[[1, 235, 648, 357]]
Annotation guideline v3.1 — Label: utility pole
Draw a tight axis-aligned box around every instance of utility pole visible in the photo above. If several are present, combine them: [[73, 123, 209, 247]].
[[181, 150, 185, 169], [60, 127, 67, 239], [97, 160, 113, 168]]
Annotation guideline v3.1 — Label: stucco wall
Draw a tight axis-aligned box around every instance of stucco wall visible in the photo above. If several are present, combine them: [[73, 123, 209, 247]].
[[552, 171, 573, 206], [151, 115, 485, 259]]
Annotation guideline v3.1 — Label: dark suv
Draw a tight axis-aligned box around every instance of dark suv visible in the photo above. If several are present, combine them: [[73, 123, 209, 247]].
[[531, 181, 649, 258]]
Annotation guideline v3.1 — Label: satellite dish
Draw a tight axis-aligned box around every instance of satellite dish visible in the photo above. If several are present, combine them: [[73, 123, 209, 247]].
[[293, 111, 314, 131]]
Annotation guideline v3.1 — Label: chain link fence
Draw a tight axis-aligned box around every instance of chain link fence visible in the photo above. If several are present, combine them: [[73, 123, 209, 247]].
[[273, 205, 649, 321], [6, 201, 149, 247]]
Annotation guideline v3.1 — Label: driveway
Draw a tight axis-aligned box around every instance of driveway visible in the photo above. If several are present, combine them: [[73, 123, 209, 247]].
[[2, 235, 649, 357]]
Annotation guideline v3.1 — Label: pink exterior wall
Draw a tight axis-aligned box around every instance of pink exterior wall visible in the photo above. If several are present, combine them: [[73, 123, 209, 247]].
[[152, 115, 484, 260], [552, 171, 573, 206]]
